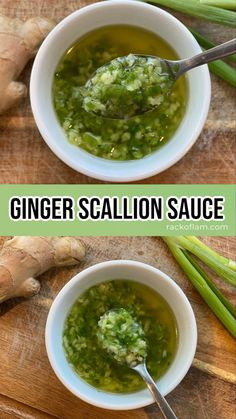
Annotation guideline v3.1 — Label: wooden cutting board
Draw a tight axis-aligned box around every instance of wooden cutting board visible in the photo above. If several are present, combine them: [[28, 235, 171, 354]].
[[0, 236, 235, 419], [0, 0, 235, 184]]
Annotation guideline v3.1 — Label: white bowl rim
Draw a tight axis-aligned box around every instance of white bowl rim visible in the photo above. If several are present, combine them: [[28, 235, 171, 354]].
[[45, 259, 197, 410], [30, 0, 211, 183]]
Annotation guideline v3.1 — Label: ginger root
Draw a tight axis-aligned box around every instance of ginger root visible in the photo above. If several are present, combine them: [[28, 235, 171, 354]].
[[0, 237, 85, 303], [0, 15, 55, 114]]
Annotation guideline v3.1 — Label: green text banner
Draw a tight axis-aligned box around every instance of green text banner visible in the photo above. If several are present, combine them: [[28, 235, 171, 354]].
[[0, 185, 234, 236]]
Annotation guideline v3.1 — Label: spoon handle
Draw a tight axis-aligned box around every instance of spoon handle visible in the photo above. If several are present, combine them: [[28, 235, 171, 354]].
[[174, 38, 236, 78], [134, 363, 178, 419]]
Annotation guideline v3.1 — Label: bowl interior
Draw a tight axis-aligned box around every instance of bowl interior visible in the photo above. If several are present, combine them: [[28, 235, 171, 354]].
[[46, 261, 197, 410], [30, 0, 210, 182]]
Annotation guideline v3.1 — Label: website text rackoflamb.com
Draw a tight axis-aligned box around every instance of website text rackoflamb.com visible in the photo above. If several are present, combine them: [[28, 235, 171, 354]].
[[166, 223, 229, 232]]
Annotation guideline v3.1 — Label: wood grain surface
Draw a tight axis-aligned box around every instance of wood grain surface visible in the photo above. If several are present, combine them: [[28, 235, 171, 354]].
[[0, 236, 235, 419], [0, 0, 235, 184]]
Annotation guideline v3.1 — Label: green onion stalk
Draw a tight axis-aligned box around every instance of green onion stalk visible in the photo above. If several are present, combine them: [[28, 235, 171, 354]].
[[206, 59, 236, 87], [189, 28, 236, 64], [183, 250, 236, 317], [162, 236, 236, 337], [165, 236, 236, 286], [146, 0, 236, 26], [189, 29, 236, 86], [200, 0, 236, 11]]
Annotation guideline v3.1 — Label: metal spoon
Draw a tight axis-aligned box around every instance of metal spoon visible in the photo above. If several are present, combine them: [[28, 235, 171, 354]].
[[156, 37, 236, 80], [133, 361, 178, 419], [84, 38, 236, 119], [97, 308, 178, 419]]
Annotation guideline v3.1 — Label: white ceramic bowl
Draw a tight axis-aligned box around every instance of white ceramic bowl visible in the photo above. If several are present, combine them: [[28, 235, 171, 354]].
[[30, 0, 211, 183], [45, 260, 197, 410]]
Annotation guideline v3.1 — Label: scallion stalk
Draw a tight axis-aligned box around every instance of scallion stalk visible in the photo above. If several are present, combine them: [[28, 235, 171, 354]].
[[189, 28, 236, 86], [189, 28, 236, 64], [206, 56, 236, 86], [200, 0, 236, 10], [187, 236, 236, 271], [165, 236, 236, 286], [182, 250, 236, 317], [163, 237, 236, 337], [146, 0, 236, 26]]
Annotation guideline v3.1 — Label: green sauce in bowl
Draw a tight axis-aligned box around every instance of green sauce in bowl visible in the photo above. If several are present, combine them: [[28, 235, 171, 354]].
[[63, 280, 178, 394], [53, 25, 187, 161]]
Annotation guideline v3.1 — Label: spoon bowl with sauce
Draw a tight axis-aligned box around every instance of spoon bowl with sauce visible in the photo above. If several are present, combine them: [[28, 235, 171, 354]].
[[98, 308, 178, 418], [82, 38, 236, 119]]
